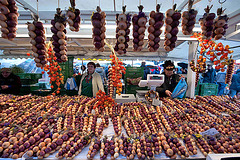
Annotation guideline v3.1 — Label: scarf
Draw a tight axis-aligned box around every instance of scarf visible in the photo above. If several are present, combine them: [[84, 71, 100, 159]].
[[85, 72, 93, 83]]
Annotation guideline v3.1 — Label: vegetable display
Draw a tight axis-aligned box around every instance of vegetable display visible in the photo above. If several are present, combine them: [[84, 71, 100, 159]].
[[148, 4, 164, 52], [164, 4, 181, 51], [212, 7, 228, 40], [199, 5, 215, 39], [106, 41, 126, 97], [181, 0, 197, 35], [0, 0, 19, 41], [91, 6, 106, 52], [114, 6, 131, 55], [27, 16, 47, 68], [132, 5, 147, 51], [66, 0, 81, 32], [51, 8, 68, 63], [0, 94, 240, 159]]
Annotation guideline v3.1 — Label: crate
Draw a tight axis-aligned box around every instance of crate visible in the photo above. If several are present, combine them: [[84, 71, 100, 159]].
[[199, 83, 218, 96], [59, 56, 74, 81], [31, 90, 52, 96], [17, 73, 42, 79], [126, 85, 147, 95], [125, 67, 144, 78], [30, 83, 39, 91], [21, 79, 38, 85], [195, 84, 200, 95]]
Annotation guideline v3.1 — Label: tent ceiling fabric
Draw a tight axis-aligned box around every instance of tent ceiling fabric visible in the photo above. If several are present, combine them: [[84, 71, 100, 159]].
[[0, 0, 239, 60]]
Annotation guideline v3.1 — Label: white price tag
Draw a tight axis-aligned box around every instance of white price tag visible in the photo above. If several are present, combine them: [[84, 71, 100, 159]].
[[221, 113, 230, 117], [200, 128, 219, 137], [152, 98, 162, 106]]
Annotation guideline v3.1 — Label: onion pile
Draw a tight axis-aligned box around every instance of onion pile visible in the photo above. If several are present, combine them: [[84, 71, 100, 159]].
[[148, 4, 164, 52], [66, 0, 80, 32], [199, 5, 216, 39], [100, 137, 109, 159], [51, 8, 68, 63], [212, 7, 228, 40], [87, 139, 101, 159], [91, 6, 106, 52], [181, 0, 197, 35], [196, 138, 212, 157], [119, 135, 135, 159], [160, 132, 177, 159], [164, 4, 181, 51], [27, 20, 47, 67], [190, 58, 206, 86], [132, 5, 147, 51], [67, 9, 81, 32], [114, 6, 131, 55], [183, 135, 198, 155], [112, 115, 121, 136], [95, 118, 105, 137], [225, 58, 235, 85], [0, 0, 19, 41]]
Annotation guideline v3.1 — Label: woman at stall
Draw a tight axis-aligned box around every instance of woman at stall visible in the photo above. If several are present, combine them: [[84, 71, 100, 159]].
[[156, 60, 183, 97], [0, 68, 22, 95], [78, 62, 104, 97]]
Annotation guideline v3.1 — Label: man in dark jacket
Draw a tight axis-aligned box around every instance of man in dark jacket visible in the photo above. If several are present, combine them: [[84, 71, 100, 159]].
[[203, 64, 216, 83], [0, 68, 21, 95], [140, 61, 150, 80], [230, 69, 240, 97], [156, 60, 181, 97]]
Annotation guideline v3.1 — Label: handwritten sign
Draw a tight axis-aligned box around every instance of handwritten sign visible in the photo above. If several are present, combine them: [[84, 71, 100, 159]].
[[200, 128, 219, 137], [152, 98, 162, 107]]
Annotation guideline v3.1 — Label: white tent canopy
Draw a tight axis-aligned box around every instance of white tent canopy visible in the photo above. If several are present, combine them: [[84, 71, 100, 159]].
[[0, 0, 238, 60]]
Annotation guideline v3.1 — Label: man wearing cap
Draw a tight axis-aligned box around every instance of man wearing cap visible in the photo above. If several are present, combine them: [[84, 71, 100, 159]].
[[0, 68, 21, 95], [156, 60, 183, 97], [203, 64, 216, 84]]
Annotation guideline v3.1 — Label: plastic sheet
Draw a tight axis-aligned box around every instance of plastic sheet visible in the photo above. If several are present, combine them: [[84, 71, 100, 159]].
[[172, 78, 187, 98]]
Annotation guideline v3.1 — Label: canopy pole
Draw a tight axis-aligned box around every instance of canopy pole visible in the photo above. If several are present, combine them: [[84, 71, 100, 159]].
[[186, 41, 198, 98]]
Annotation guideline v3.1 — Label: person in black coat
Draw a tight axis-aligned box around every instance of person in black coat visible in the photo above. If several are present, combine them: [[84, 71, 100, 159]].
[[140, 61, 150, 80], [0, 68, 21, 95], [156, 60, 183, 97]]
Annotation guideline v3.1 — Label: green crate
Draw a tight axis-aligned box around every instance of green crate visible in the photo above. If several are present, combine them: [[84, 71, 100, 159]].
[[31, 90, 52, 96], [19, 85, 31, 95], [17, 73, 42, 79], [30, 83, 39, 91], [195, 84, 200, 95], [59, 56, 74, 80], [31, 73, 42, 79], [126, 85, 147, 95], [17, 73, 32, 79], [125, 67, 144, 78], [200, 83, 218, 96], [21, 79, 38, 85]]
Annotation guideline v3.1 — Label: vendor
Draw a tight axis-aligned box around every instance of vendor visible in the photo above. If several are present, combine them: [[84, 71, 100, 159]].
[[156, 60, 183, 97], [0, 68, 21, 95], [78, 62, 104, 97]]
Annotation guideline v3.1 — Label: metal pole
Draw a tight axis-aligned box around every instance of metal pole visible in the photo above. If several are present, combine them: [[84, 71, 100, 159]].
[[186, 41, 198, 98]]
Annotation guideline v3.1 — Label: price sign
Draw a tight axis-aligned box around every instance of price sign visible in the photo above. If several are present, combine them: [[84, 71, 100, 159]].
[[152, 98, 162, 107], [200, 128, 219, 137]]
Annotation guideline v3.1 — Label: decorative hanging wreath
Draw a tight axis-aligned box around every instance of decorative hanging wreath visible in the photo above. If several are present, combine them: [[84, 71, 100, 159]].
[[145, 90, 159, 103]]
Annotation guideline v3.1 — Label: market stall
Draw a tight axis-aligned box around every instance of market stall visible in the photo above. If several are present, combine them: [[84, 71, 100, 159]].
[[0, 0, 240, 159]]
